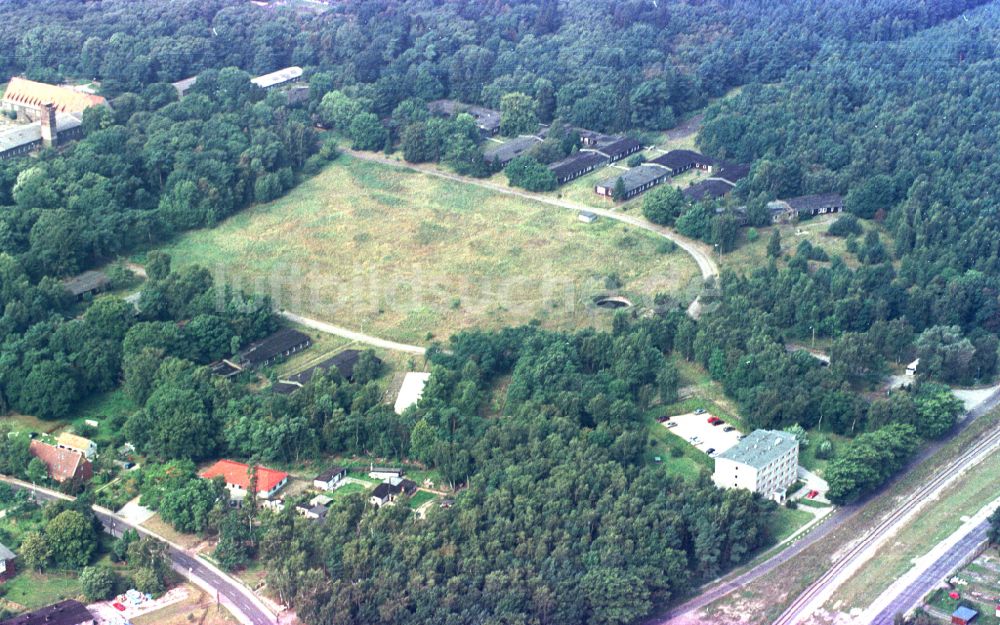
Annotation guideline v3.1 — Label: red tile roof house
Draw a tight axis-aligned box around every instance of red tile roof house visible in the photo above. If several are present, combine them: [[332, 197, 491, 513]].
[[28, 441, 93, 484], [200, 460, 289, 504]]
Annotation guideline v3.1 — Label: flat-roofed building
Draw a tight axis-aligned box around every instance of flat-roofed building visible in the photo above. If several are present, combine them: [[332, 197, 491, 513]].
[[712, 429, 799, 502], [251, 66, 303, 90]]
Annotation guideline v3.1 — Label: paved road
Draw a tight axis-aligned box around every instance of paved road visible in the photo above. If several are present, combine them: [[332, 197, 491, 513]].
[[770, 387, 1000, 625], [870, 520, 990, 625], [1, 477, 276, 625], [654, 385, 1000, 625]]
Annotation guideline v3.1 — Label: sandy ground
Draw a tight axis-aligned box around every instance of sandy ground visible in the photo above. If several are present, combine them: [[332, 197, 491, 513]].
[[89, 585, 189, 623], [953, 382, 1000, 412], [117, 496, 156, 525]]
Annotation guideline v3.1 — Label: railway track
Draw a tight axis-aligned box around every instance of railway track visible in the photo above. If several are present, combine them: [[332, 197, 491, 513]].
[[772, 404, 1000, 625]]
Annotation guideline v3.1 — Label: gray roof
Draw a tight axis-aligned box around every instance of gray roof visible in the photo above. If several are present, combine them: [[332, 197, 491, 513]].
[[429, 99, 500, 132], [0, 543, 14, 561], [0, 113, 82, 155], [596, 164, 670, 193], [63, 270, 109, 296], [483, 135, 541, 165], [717, 430, 798, 469]]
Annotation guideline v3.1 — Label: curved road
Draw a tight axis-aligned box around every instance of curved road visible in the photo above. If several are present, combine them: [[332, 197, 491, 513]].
[[0, 477, 276, 625], [343, 149, 720, 284]]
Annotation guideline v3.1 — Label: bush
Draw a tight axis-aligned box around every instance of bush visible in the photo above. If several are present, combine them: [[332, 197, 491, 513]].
[[81, 566, 120, 601], [626, 154, 646, 167], [505, 155, 557, 192], [815, 438, 834, 459], [656, 239, 677, 254], [828, 214, 862, 237], [746, 228, 759, 243]]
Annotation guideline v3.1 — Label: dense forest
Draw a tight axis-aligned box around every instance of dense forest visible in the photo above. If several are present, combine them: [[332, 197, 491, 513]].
[[2, 1, 1000, 624]]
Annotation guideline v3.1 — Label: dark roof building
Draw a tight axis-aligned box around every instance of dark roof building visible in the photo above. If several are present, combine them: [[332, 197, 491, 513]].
[[592, 137, 642, 163], [313, 466, 347, 490], [594, 164, 671, 200], [63, 270, 110, 300], [548, 151, 608, 185], [683, 179, 736, 202], [237, 328, 311, 369], [714, 161, 751, 185], [784, 193, 845, 215], [0, 600, 95, 625], [428, 99, 501, 136], [275, 349, 382, 393], [766, 193, 844, 223], [483, 135, 541, 167], [651, 149, 715, 175]]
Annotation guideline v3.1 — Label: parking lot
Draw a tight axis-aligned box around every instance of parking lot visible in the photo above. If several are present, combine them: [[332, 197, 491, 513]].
[[661, 411, 743, 456]]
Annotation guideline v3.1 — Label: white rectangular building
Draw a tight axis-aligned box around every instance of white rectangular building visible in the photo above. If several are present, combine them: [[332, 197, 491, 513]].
[[712, 429, 799, 502]]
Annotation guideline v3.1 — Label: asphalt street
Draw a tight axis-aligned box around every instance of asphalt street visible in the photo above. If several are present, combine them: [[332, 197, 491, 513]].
[[3, 479, 275, 625], [870, 520, 990, 625]]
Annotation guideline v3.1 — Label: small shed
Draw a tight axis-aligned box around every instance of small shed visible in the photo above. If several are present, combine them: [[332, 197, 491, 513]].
[[578, 211, 597, 224], [906, 358, 919, 376], [63, 270, 110, 300], [952, 606, 978, 625]]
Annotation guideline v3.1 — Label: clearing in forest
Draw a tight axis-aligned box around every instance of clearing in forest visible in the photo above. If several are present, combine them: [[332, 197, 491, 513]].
[[159, 157, 699, 344]]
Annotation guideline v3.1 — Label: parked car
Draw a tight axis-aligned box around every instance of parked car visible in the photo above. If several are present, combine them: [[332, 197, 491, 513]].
[[707, 416, 721, 424], [666, 422, 677, 428], [711, 419, 725, 426], [694, 408, 707, 415], [656, 416, 670, 423], [806, 490, 819, 500], [723, 426, 735, 432], [705, 448, 716, 455]]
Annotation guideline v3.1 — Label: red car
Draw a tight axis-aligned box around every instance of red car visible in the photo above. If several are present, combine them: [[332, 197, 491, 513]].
[[707, 416, 721, 424], [112, 603, 127, 612], [806, 490, 819, 499]]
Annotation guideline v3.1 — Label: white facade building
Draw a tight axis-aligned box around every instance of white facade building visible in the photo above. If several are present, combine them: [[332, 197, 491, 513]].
[[712, 430, 799, 502]]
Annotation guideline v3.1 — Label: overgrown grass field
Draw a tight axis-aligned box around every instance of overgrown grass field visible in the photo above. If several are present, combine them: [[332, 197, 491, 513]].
[[159, 158, 698, 343]]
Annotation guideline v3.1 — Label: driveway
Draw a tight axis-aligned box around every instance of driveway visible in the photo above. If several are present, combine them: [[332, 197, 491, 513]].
[[117, 496, 155, 525]]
